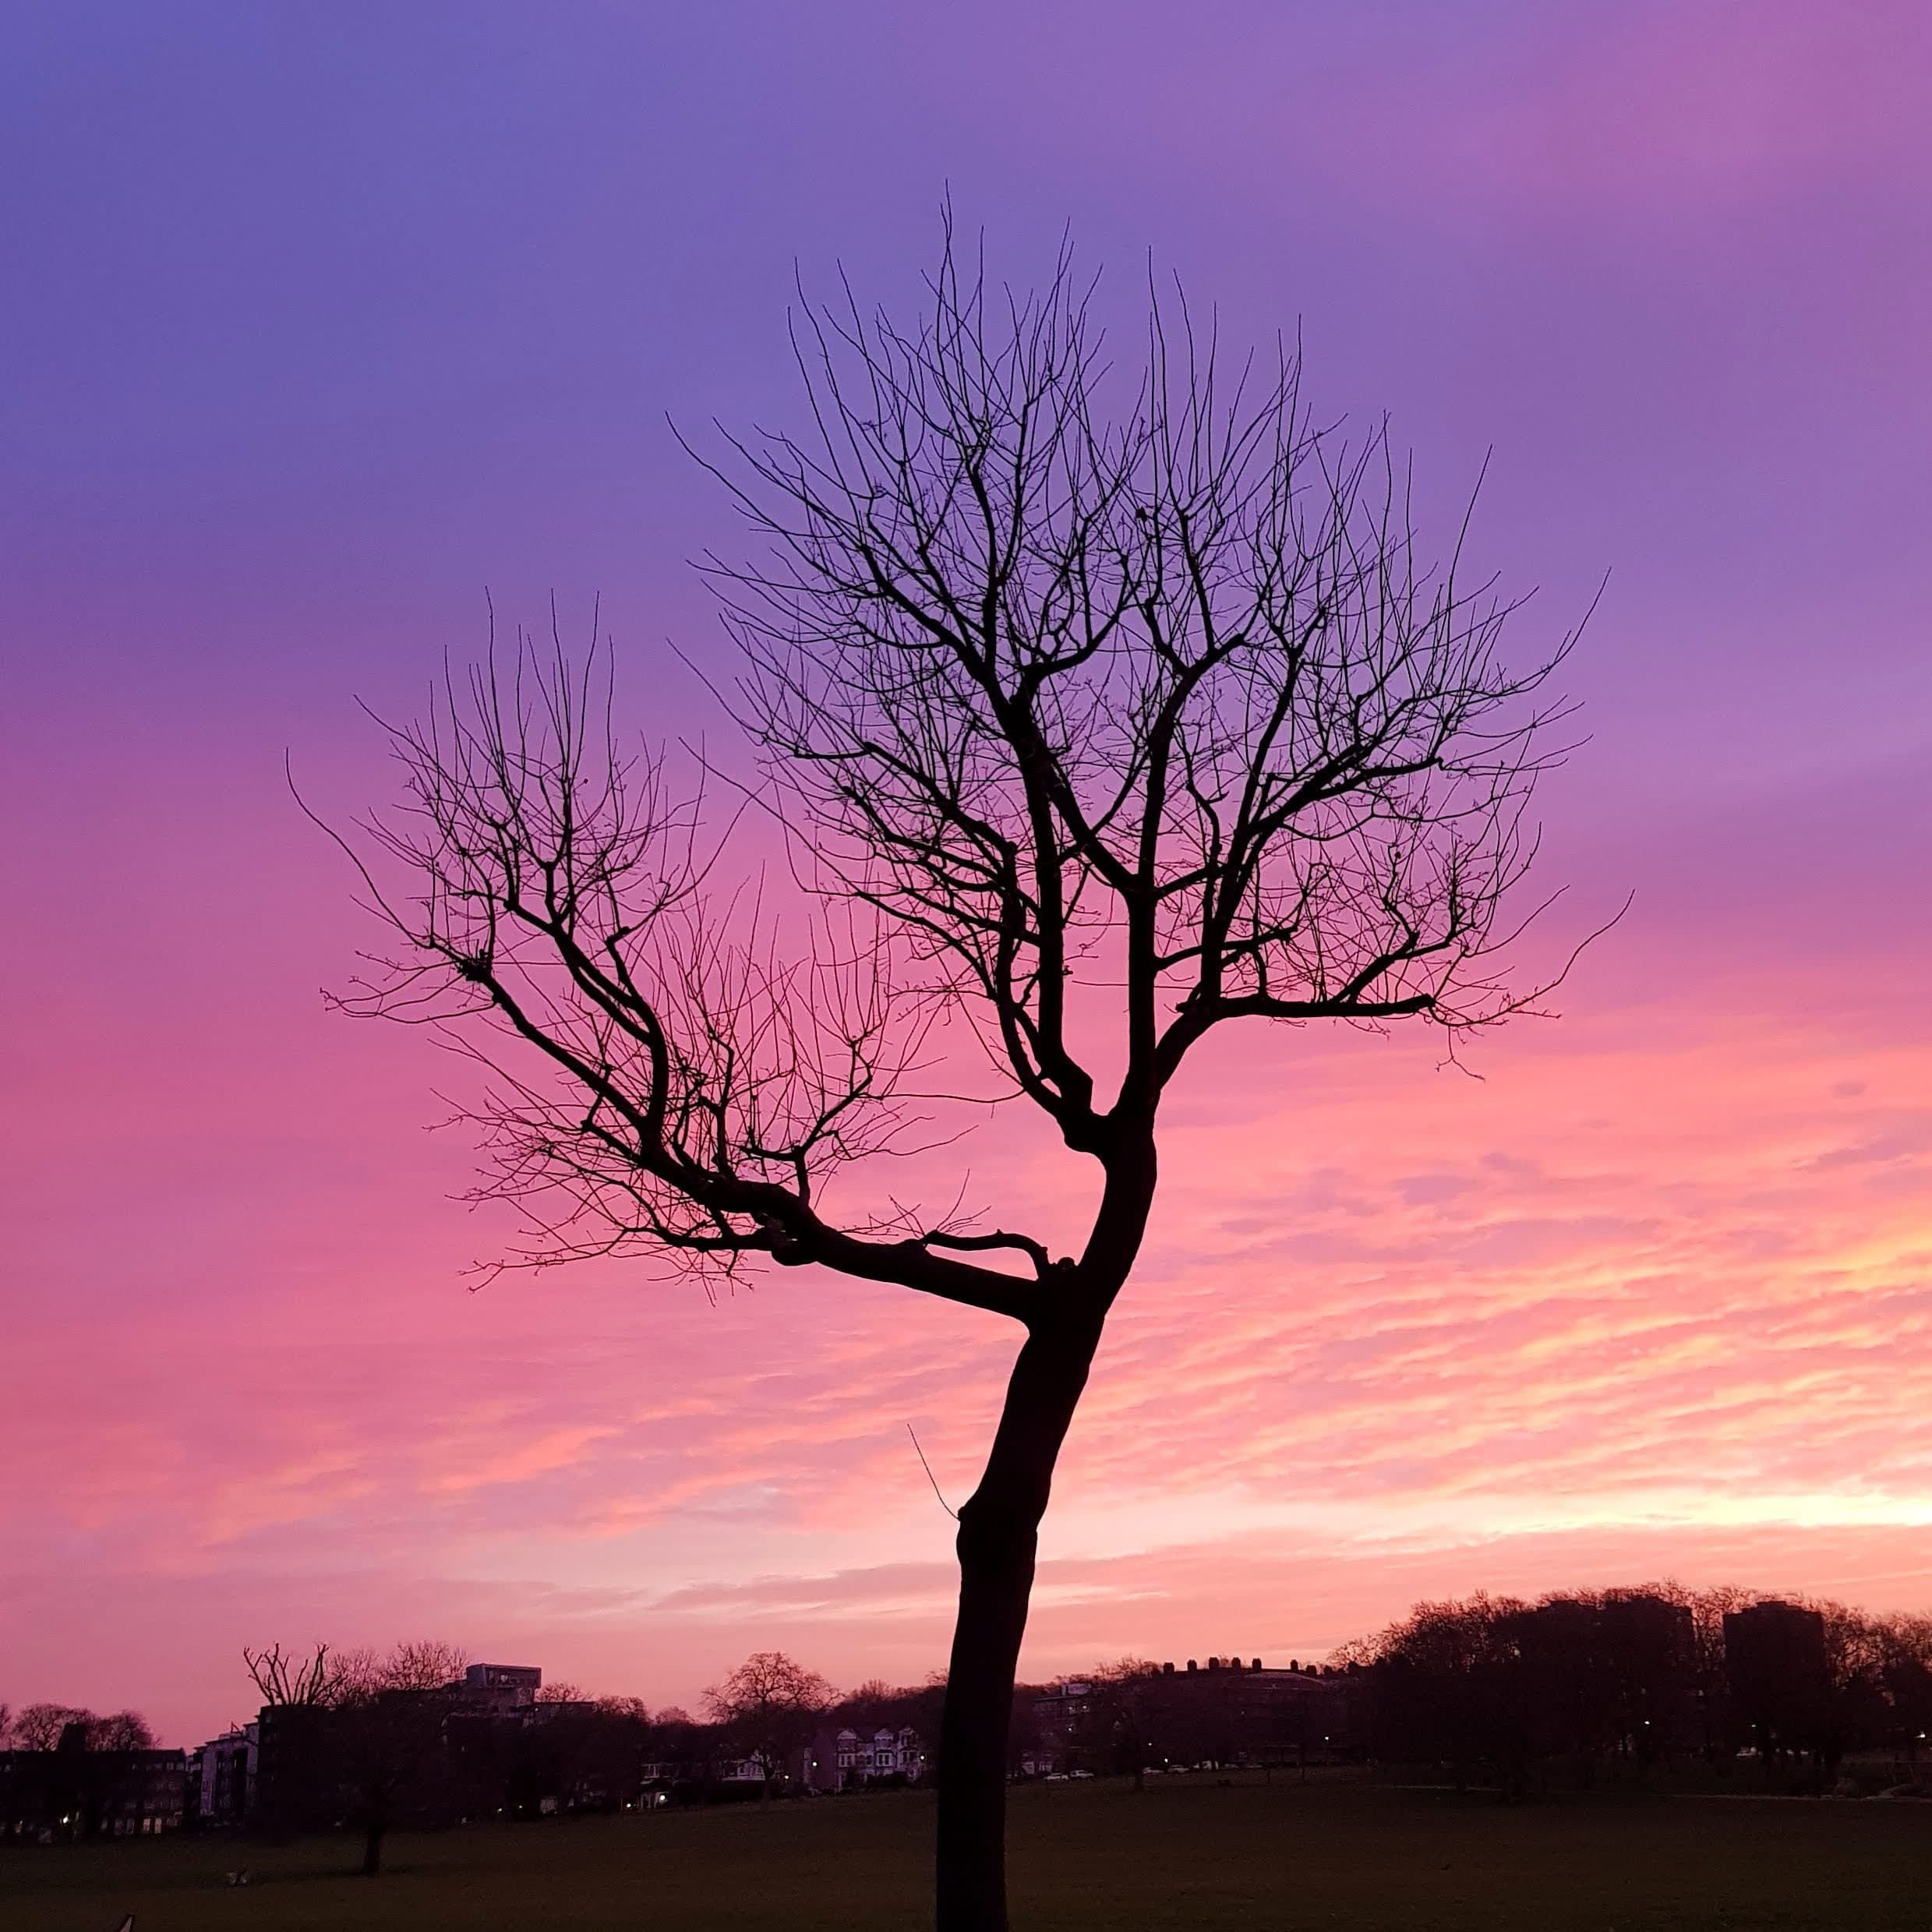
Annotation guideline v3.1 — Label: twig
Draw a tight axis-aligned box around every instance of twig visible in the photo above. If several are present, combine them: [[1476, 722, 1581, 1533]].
[[907, 1423, 959, 1520]]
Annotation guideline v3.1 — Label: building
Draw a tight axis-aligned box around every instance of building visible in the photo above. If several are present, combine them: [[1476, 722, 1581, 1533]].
[[0, 1745, 187, 1841], [1023, 1681, 1096, 1775], [94, 1750, 189, 1836], [1030, 1657, 1351, 1775], [1515, 1592, 1697, 1764], [455, 1664, 543, 1719], [1724, 1600, 1835, 1757], [191, 1724, 258, 1824], [804, 1725, 926, 1792], [1146, 1658, 1351, 1768], [253, 1702, 334, 1833]]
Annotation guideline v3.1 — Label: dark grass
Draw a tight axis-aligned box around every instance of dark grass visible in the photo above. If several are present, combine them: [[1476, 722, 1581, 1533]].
[[4, 1773, 1929, 1930]]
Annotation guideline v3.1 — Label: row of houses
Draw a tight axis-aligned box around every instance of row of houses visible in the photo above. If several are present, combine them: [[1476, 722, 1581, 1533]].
[[805, 1724, 925, 1791]]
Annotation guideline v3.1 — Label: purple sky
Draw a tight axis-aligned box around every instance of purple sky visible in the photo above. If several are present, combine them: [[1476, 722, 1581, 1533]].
[[4, 0, 1930, 1746]]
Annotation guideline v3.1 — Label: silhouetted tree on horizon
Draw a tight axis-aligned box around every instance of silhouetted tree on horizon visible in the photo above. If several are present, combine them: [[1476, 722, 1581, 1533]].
[[0, 1708, 150, 1754], [331, 1638, 469, 1874], [244, 1636, 467, 1874], [1339, 1581, 1932, 1795], [705, 1651, 832, 1804], [12, 1704, 94, 1751], [323, 217, 1588, 1929], [1085, 1659, 1160, 1792], [86, 1711, 155, 1751], [244, 1641, 344, 1710]]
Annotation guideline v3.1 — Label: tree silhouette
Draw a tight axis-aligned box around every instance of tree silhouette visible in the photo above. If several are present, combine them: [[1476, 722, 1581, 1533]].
[[328, 222, 1583, 1929], [243, 1641, 344, 1709], [244, 1637, 465, 1873], [1085, 1659, 1161, 1791], [12, 1704, 90, 1751], [87, 1711, 154, 1751], [705, 1651, 832, 1803], [331, 1639, 469, 1875]]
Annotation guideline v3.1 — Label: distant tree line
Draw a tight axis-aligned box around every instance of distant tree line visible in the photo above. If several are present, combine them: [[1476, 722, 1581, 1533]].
[[12, 1578, 1932, 1854], [1335, 1584, 1932, 1796]]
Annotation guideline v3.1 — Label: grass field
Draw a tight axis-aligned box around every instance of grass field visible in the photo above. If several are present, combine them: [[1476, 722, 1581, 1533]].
[[4, 1775, 1928, 1931]]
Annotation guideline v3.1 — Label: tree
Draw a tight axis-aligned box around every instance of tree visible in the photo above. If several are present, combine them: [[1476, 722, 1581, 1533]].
[[358, 1639, 469, 1697], [88, 1711, 154, 1752], [13, 1704, 90, 1751], [1356, 1594, 1539, 1792], [640, 1705, 708, 1797], [245, 1637, 465, 1873], [333, 1640, 469, 1874], [1872, 1614, 1932, 1771], [705, 1651, 832, 1803], [244, 1641, 344, 1708], [511, 1694, 650, 1815], [328, 223, 1582, 1929], [245, 1641, 347, 1839], [1086, 1659, 1160, 1791]]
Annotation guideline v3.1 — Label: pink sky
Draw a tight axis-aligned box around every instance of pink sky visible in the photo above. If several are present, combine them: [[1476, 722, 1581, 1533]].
[[4, 0, 1930, 1746]]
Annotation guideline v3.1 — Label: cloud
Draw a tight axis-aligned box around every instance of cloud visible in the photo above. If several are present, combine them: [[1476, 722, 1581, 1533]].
[[7, 946, 1932, 1742]]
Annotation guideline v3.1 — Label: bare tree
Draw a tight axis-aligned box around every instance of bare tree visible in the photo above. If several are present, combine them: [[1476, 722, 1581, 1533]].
[[705, 1651, 832, 1803], [362, 1639, 468, 1696], [244, 1639, 356, 1843], [12, 1704, 90, 1751], [245, 1638, 465, 1873], [1085, 1659, 1160, 1792], [88, 1711, 154, 1751], [244, 1641, 344, 1708], [331, 1640, 470, 1875], [0, 1703, 10, 1747], [327, 222, 1585, 1929]]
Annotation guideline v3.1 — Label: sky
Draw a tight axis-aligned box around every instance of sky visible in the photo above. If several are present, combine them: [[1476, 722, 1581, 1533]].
[[3, 0, 1930, 1747]]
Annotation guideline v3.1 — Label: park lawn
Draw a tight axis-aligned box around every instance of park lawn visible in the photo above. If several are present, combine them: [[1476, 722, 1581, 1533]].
[[2, 1775, 1928, 1932]]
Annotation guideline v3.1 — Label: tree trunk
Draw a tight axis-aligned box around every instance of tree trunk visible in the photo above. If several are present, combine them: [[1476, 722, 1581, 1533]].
[[361, 1821, 384, 1876], [935, 1307, 1104, 1932]]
